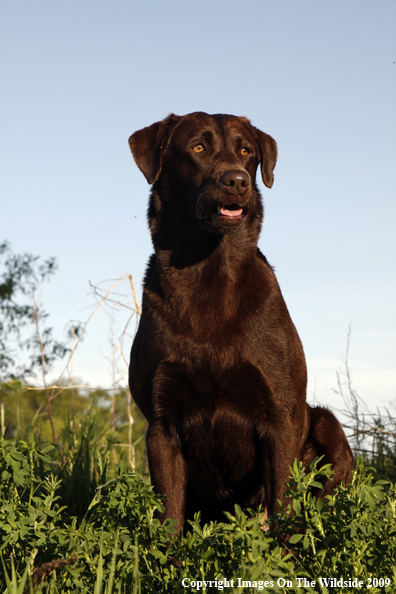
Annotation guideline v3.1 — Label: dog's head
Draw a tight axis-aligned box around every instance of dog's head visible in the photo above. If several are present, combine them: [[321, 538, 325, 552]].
[[129, 112, 277, 235]]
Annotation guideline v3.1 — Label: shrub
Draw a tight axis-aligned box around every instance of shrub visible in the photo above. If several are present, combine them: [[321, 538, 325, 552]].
[[1, 435, 395, 593]]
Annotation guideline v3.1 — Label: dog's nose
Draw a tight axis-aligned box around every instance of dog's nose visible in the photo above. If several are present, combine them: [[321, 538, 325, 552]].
[[221, 170, 250, 195]]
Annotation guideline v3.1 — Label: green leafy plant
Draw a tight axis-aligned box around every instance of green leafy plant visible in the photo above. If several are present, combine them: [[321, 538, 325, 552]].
[[1, 434, 395, 593], [0, 241, 71, 381]]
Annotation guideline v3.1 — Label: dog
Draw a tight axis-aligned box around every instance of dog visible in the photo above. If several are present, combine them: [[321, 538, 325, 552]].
[[128, 112, 353, 533]]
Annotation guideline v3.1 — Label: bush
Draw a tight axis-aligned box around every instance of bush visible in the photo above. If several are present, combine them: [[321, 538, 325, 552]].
[[1, 434, 395, 593]]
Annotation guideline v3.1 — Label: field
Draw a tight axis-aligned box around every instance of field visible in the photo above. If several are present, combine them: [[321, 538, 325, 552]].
[[1, 383, 396, 593]]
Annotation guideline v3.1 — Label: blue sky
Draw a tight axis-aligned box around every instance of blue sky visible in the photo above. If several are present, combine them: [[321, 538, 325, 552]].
[[1, 1, 395, 415]]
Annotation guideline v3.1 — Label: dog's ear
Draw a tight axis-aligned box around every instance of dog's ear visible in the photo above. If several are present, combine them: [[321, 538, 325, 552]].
[[129, 114, 180, 184], [252, 127, 278, 189]]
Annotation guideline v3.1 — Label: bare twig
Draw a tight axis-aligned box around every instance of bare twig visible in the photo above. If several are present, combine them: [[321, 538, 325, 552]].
[[19, 274, 142, 466], [119, 343, 135, 470], [0, 402, 4, 437], [32, 291, 66, 464], [54, 274, 137, 387], [128, 274, 142, 316], [22, 555, 78, 594]]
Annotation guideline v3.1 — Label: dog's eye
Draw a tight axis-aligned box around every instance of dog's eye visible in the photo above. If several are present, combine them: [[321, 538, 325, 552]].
[[193, 144, 205, 153], [241, 147, 250, 156]]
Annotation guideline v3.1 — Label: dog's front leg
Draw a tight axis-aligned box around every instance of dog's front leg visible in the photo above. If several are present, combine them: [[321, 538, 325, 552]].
[[146, 423, 188, 534], [260, 422, 299, 516]]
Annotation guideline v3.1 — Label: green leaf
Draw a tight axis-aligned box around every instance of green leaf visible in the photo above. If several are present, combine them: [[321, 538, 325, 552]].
[[293, 498, 301, 515], [310, 480, 325, 489], [289, 533, 303, 544]]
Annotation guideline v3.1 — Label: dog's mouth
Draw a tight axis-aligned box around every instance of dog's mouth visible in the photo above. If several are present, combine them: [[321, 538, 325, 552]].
[[211, 204, 244, 221]]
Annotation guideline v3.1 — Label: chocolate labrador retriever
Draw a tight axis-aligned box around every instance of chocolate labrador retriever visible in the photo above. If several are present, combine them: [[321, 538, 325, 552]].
[[128, 112, 353, 533]]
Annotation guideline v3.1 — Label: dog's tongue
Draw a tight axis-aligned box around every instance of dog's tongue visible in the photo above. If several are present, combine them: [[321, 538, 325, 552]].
[[220, 207, 243, 217]]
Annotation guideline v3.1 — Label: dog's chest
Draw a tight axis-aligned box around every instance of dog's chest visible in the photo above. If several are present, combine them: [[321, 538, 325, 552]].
[[152, 360, 274, 488]]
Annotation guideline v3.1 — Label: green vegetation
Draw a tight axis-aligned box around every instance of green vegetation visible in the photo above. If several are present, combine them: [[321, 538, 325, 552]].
[[0, 423, 395, 593], [0, 241, 72, 382]]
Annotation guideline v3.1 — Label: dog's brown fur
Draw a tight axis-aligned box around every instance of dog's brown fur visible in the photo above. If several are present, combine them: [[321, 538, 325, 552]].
[[128, 112, 353, 533]]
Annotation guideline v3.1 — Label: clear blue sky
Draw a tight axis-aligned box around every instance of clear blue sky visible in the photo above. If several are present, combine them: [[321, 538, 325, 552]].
[[1, 1, 395, 415]]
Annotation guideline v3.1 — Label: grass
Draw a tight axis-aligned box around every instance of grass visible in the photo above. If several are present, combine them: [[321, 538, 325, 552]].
[[0, 401, 396, 593]]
